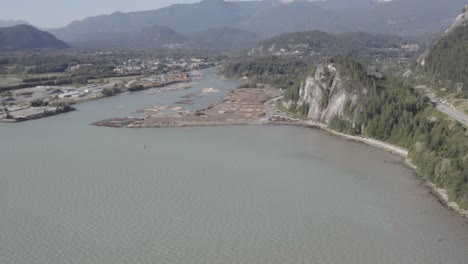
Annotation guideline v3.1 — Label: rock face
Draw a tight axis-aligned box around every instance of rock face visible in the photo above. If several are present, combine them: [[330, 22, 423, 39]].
[[284, 59, 370, 123], [445, 5, 468, 35]]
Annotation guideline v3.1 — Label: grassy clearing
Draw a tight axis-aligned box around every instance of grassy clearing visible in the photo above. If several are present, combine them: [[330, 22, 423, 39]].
[[0, 76, 21, 87], [448, 98, 468, 114], [88, 75, 141, 84]]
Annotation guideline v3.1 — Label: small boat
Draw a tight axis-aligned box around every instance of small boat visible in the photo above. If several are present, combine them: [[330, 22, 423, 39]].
[[437, 233, 443, 242]]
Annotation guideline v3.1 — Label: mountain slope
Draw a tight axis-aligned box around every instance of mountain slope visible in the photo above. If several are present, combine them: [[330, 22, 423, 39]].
[[141, 25, 188, 47], [237, 1, 338, 35], [52, 0, 250, 42], [335, 0, 467, 36], [419, 5, 468, 85], [67, 25, 188, 48], [187, 27, 262, 50], [0, 25, 69, 51], [70, 25, 260, 50]]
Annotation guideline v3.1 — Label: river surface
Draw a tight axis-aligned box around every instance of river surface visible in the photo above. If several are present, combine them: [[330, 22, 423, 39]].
[[1, 68, 468, 264]]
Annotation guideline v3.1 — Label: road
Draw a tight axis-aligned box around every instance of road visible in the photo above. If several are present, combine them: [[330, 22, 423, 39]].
[[426, 92, 468, 126], [264, 96, 283, 117], [435, 103, 468, 126], [265, 92, 468, 127], [125, 80, 137, 89]]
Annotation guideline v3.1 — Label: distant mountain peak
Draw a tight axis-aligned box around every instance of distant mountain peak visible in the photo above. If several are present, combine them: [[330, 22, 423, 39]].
[[0, 20, 31, 28], [0, 25, 69, 51], [8, 24, 35, 30]]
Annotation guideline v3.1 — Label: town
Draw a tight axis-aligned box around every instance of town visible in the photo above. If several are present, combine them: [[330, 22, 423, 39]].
[[0, 52, 216, 122]]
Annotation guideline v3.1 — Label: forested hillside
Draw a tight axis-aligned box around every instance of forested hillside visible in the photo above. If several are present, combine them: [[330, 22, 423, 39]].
[[187, 27, 262, 50], [221, 56, 311, 91], [421, 18, 468, 86], [250, 30, 420, 59], [355, 78, 468, 209]]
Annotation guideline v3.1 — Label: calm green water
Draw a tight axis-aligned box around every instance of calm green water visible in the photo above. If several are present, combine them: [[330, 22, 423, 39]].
[[1, 69, 468, 264]]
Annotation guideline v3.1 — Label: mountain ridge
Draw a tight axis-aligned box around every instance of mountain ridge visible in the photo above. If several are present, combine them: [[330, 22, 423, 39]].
[[248, 30, 422, 66], [0, 20, 31, 28], [69, 25, 262, 50], [49, 0, 468, 47], [0, 25, 69, 51]]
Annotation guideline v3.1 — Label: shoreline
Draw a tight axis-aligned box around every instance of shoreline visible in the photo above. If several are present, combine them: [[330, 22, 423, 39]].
[[91, 87, 468, 218], [0, 73, 191, 123], [92, 89, 283, 128], [292, 119, 468, 218], [140, 117, 468, 217], [266, 96, 468, 218], [0, 106, 75, 123]]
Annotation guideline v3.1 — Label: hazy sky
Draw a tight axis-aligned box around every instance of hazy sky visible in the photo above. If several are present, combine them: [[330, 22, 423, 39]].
[[0, 0, 222, 28]]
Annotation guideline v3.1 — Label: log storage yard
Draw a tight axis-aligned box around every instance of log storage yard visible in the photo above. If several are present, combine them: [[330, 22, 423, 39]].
[[92, 88, 282, 128]]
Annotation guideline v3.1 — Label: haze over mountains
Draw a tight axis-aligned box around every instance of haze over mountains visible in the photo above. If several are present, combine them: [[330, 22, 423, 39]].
[[1, 0, 466, 50], [0, 25, 69, 51], [0, 20, 31, 28], [47, 0, 466, 48], [69, 25, 262, 50]]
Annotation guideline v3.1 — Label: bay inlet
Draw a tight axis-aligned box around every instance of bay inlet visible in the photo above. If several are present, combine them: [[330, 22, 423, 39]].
[[1, 69, 468, 264]]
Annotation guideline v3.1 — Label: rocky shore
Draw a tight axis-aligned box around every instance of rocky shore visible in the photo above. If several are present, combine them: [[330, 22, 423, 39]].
[[293, 118, 468, 217], [300, 120, 468, 218]]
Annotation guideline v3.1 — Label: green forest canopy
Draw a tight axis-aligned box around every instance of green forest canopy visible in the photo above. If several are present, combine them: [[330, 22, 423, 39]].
[[423, 24, 468, 86]]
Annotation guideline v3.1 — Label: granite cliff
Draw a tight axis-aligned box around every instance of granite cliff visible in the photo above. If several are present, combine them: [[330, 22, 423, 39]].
[[284, 56, 373, 124]]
